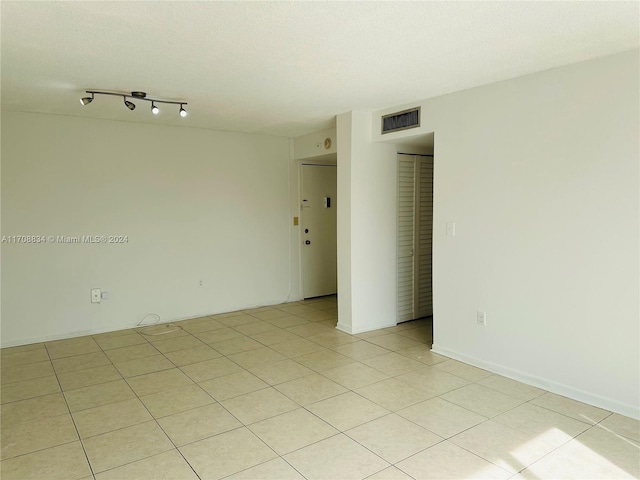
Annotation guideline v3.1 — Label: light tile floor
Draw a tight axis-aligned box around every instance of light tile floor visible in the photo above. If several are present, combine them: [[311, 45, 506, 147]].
[[1, 296, 639, 479]]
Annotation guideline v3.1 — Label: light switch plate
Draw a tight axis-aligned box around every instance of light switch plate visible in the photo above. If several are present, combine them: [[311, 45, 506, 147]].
[[91, 288, 101, 304], [446, 222, 456, 236]]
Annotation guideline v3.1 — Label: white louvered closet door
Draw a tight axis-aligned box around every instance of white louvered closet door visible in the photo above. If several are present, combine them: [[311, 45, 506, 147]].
[[417, 156, 433, 317], [397, 155, 416, 322], [397, 154, 434, 323]]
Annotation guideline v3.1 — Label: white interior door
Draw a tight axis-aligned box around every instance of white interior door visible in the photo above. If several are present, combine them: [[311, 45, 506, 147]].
[[397, 154, 433, 322], [301, 164, 337, 298], [397, 155, 416, 322]]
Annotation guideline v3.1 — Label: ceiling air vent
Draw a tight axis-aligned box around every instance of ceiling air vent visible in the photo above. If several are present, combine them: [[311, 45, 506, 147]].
[[381, 107, 420, 134]]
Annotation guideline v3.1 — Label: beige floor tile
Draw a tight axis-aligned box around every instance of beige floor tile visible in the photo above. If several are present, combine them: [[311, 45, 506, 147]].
[[57, 364, 122, 391], [433, 359, 492, 381], [126, 368, 194, 396], [398, 397, 487, 438], [94, 332, 147, 350], [250, 329, 302, 346], [294, 349, 354, 372], [179, 318, 226, 334], [103, 343, 159, 363], [1, 343, 46, 357], [0, 375, 60, 404], [217, 314, 262, 327], [72, 397, 152, 438], [52, 351, 111, 373], [0, 441, 92, 480], [366, 334, 424, 351], [450, 420, 557, 474], [95, 449, 200, 480], [269, 338, 326, 358], [247, 359, 315, 385], [298, 310, 338, 323], [150, 334, 207, 353], [211, 336, 264, 355], [45, 337, 101, 359], [228, 347, 287, 368], [180, 357, 244, 382], [265, 315, 309, 328], [284, 433, 389, 480], [307, 330, 358, 348], [225, 457, 306, 479], [397, 366, 470, 396], [356, 378, 433, 411], [278, 305, 318, 316], [248, 408, 339, 455], [83, 420, 174, 473], [441, 383, 525, 418], [248, 309, 287, 321], [199, 370, 268, 401], [1, 413, 78, 459], [397, 327, 432, 342], [194, 327, 244, 344], [222, 387, 299, 425], [275, 373, 347, 405], [477, 375, 546, 401], [0, 348, 50, 368], [233, 321, 278, 336], [362, 352, 425, 376], [396, 440, 512, 480], [493, 402, 591, 447], [367, 466, 415, 479], [140, 383, 214, 418], [0, 392, 69, 427], [396, 345, 446, 365], [180, 427, 277, 479], [598, 413, 640, 442], [519, 426, 640, 479], [1, 360, 54, 384], [92, 328, 139, 339], [138, 324, 190, 340], [332, 341, 390, 361], [64, 379, 136, 412], [286, 323, 334, 337], [531, 392, 611, 424], [163, 345, 222, 366], [322, 362, 390, 390], [158, 403, 241, 446], [346, 413, 442, 464], [308, 392, 389, 431], [113, 354, 174, 377]]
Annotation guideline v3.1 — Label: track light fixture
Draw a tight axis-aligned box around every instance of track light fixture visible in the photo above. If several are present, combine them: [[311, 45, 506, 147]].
[[80, 90, 188, 118], [80, 92, 94, 105]]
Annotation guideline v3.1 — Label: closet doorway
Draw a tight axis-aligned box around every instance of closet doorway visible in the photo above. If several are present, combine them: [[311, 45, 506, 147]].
[[397, 153, 434, 323]]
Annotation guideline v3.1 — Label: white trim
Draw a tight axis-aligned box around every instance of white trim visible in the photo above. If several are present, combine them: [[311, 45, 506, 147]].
[[337, 320, 396, 335], [431, 344, 640, 420]]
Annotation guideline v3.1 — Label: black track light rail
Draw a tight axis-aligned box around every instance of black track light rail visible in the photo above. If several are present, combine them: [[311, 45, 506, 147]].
[[84, 90, 187, 106], [80, 90, 188, 117]]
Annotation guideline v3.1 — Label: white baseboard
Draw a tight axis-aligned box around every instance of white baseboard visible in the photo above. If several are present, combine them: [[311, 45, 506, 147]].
[[431, 344, 640, 420], [336, 321, 396, 335]]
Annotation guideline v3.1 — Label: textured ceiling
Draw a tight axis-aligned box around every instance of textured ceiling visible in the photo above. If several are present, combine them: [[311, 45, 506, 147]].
[[1, 1, 638, 138]]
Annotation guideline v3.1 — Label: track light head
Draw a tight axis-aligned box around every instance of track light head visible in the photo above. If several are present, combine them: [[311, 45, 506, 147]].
[[151, 102, 159, 115], [80, 93, 94, 106], [179, 105, 187, 118], [124, 98, 136, 111]]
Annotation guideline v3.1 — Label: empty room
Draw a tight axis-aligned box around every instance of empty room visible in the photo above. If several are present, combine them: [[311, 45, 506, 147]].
[[1, 2, 638, 479]]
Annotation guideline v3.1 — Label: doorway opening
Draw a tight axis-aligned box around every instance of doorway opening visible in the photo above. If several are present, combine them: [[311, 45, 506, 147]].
[[300, 163, 337, 300]]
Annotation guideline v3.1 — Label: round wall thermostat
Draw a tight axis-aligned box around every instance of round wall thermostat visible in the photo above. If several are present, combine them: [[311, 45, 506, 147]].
[[324, 137, 332, 150]]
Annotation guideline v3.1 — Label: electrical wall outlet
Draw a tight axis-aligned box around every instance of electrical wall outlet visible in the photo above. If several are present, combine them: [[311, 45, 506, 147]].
[[198, 280, 204, 287], [446, 222, 456, 236], [91, 288, 101, 304], [477, 311, 486, 326]]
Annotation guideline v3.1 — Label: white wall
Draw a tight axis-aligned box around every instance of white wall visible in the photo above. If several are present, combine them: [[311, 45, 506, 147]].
[[350, 49, 638, 418], [337, 111, 398, 334], [1, 112, 291, 346]]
